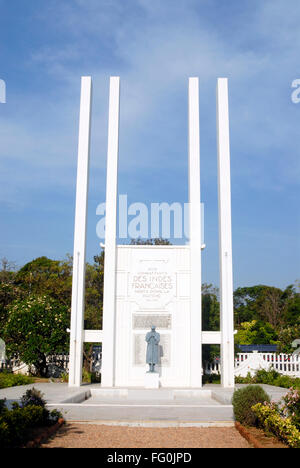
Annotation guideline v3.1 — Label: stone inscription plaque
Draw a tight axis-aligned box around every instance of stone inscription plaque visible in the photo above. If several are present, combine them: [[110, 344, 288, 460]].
[[133, 314, 172, 330], [129, 255, 176, 309], [133, 333, 171, 367]]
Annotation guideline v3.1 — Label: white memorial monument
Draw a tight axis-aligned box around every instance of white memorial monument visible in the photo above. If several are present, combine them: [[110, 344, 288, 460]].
[[68, 76, 235, 389]]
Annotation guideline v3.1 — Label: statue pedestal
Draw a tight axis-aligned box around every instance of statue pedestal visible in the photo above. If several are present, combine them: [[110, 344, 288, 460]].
[[145, 372, 160, 389]]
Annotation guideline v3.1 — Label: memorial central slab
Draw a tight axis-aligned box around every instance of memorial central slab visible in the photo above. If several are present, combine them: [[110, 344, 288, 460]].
[[115, 245, 191, 387]]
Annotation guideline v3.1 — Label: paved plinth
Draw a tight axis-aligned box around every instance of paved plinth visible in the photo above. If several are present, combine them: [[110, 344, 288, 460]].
[[0, 383, 90, 409], [0, 383, 289, 426]]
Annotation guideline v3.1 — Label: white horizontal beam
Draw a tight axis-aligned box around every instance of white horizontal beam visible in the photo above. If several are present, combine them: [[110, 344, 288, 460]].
[[202, 331, 221, 345], [83, 330, 103, 343]]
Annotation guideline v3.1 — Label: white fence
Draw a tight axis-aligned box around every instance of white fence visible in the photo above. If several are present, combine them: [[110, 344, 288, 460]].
[[2, 351, 300, 379], [0, 352, 101, 376], [205, 352, 300, 378], [0, 353, 70, 376]]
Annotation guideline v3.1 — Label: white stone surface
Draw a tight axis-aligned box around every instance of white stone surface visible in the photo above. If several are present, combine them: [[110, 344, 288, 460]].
[[101, 77, 120, 388], [69, 76, 92, 387], [115, 245, 190, 387], [145, 372, 160, 389], [83, 330, 103, 343], [188, 77, 202, 388], [217, 78, 235, 388], [202, 331, 221, 345]]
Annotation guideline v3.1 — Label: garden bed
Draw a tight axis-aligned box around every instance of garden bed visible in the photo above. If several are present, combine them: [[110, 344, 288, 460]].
[[235, 422, 288, 448], [24, 418, 65, 448]]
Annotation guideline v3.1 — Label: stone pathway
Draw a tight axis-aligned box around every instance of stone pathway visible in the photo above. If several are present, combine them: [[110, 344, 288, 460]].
[[41, 423, 251, 448]]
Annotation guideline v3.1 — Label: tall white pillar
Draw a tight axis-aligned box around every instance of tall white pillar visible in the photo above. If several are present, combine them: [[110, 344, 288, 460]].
[[69, 76, 92, 387], [101, 77, 120, 387], [188, 77, 202, 387], [217, 78, 235, 388]]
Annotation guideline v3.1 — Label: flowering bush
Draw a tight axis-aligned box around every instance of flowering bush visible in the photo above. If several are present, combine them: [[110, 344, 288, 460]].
[[2, 295, 69, 376], [281, 387, 300, 429], [252, 402, 300, 448]]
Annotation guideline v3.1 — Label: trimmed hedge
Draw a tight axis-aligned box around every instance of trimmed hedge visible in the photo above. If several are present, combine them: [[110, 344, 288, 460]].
[[232, 385, 270, 426]]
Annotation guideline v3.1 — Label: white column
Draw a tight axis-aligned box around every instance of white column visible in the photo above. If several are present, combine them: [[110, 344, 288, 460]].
[[101, 77, 120, 387], [188, 77, 202, 387], [68, 76, 92, 387], [217, 78, 235, 388]]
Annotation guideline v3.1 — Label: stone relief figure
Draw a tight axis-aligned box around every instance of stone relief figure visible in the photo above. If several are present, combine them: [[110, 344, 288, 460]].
[[145, 326, 160, 372]]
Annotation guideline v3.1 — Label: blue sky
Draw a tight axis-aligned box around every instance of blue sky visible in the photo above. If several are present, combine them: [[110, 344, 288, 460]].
[[0, 0, 299, 289]]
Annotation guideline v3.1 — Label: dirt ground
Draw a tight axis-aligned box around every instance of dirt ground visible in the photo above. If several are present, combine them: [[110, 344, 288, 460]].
[[41, 423, 251, 448], [243, 426, 288, 449]]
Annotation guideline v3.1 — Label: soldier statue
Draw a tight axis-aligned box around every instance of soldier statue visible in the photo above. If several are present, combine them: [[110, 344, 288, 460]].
[[145, 325, 160, 372]]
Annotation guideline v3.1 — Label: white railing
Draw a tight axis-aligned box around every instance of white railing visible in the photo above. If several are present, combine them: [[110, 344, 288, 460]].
[[204, 352, 300, 378], [0, 352, 100, 376], [204, 360, 221, 375], [2, 352, 300, 378]]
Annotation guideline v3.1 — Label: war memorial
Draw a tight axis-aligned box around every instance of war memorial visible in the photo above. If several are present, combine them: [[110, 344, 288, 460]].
[[68, 76, 235, 391]]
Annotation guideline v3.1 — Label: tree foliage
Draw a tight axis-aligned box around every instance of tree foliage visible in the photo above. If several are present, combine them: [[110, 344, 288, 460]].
[[234, 320, 278, 345], [0, 249, 299, 376], [2, 295, 69, 376], [233, 284, 300, 331], [15, 256, 73, 306]]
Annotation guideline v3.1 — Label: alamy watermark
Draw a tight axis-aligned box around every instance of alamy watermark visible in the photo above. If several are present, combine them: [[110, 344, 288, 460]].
[[96, 194, 205, 243], [291, 79, 300, 103], [0, 79, 6, 103]]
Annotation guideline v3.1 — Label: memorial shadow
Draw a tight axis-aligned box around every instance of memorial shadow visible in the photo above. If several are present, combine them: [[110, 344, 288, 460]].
[[41, 423, 84, 449]]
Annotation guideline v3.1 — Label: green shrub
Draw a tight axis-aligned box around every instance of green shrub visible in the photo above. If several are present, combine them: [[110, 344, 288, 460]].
[[256, 369, 279, 385], [0, 420, 10, 448], [0, 390, 62, 447], [235, 369, 300, 390], [235, 372, 256, 384], [232, 385, 270, 426], [274, 374, 300, 390], [81, 369, 100, 384], [0, 404, 45, 447], [252, 402, 300, 448], [0, 398, 6, 411], [0, 372, 34, 389], [60, 372, 69, 383], [20, 387, 46, 408], [202, 374, 221, 384]]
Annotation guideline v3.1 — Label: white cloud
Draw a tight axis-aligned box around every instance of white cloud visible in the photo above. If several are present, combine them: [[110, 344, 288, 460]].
[[1, 0, 300, 206]]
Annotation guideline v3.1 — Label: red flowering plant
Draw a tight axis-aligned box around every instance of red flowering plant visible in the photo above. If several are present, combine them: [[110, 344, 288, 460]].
[[281, 387, 300, 429]]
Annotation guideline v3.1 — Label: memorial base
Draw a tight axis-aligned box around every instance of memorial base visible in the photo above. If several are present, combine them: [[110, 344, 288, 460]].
[[145, 372, 160, 389]]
